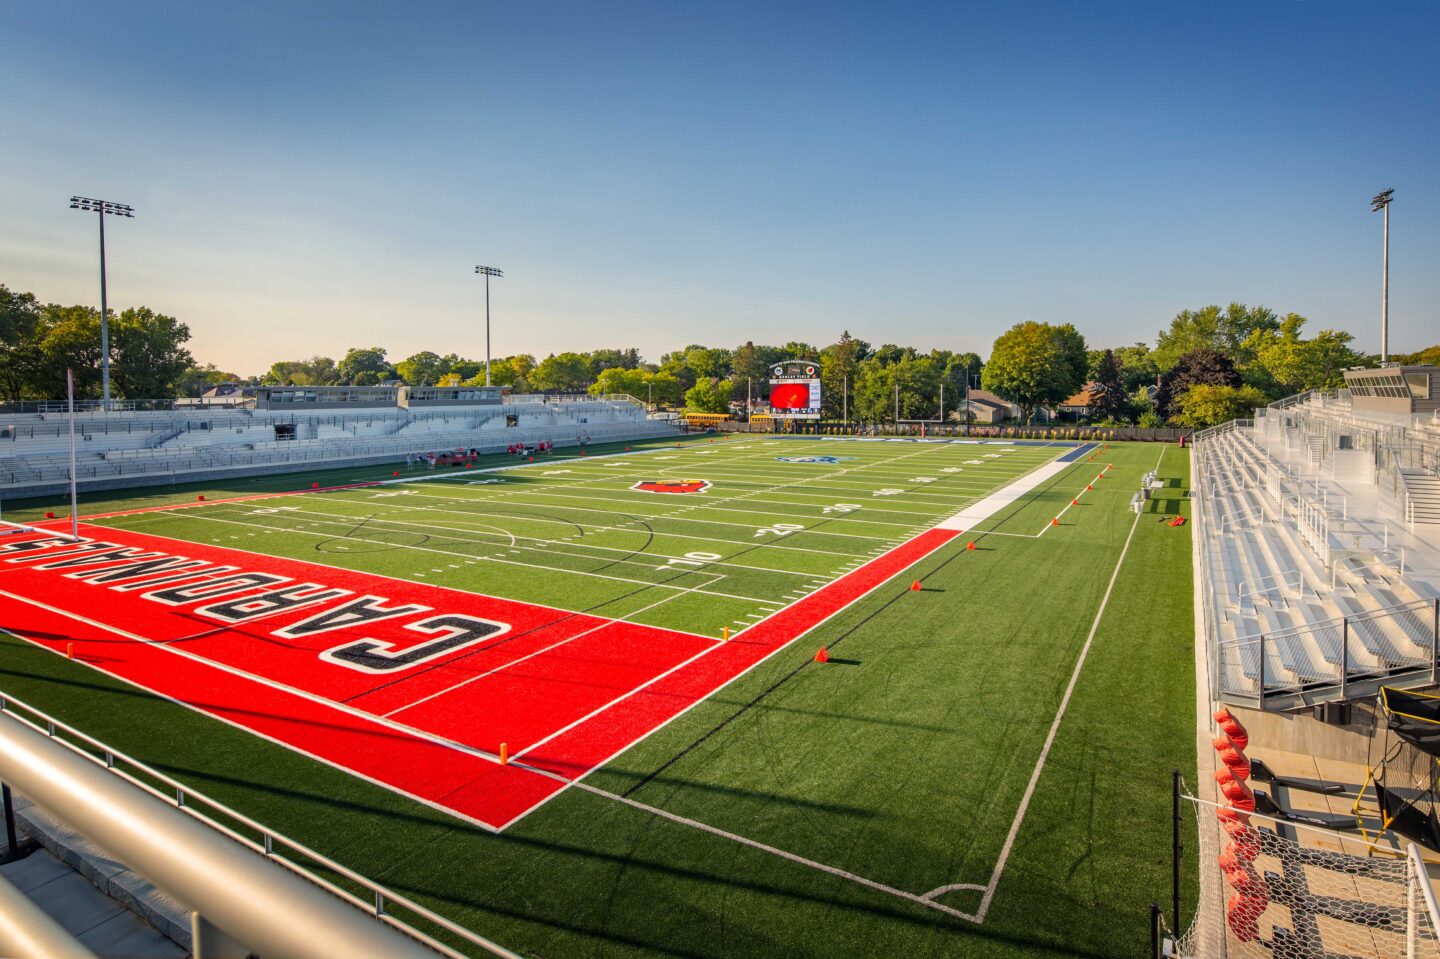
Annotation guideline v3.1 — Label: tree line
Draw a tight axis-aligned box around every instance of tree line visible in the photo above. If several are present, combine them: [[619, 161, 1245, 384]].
[[4, 281, 1435, 428]]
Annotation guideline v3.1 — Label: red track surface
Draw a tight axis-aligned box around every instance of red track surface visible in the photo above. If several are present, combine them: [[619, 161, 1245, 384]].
[[0, 521, 958, 829]]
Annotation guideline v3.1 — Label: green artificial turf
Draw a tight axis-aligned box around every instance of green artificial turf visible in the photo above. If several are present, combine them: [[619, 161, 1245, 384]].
[[0, 439, 1196, 958]]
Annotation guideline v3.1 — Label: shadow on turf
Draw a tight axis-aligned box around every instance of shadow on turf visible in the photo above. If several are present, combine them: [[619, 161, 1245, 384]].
[[371, 844, 1120, 959], [10, 666, 1120, 959]]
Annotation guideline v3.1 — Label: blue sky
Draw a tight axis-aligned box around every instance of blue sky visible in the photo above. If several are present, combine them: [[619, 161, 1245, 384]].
[[2, 1, 1436, 375]]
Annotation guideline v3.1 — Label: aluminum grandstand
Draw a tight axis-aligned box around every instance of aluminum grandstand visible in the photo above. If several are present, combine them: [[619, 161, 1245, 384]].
[[1194, 371, 1440, 709], [1181, 367, 1440, 958], [0, 392, 678, 496]]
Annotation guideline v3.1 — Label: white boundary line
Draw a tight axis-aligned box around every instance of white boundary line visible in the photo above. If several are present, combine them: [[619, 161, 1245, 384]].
[[966, 444, 1161, 920], [483, 443, 1089, 830], [0, 607, 510, 834], [513, 442, 1159, 925]]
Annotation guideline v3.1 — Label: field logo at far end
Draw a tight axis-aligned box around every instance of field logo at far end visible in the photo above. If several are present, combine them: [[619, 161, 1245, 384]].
[[632, 479, 711, 494], [776, 455, 850, 464]]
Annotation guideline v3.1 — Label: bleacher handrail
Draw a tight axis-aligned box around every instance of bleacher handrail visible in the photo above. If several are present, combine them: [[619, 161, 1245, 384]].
[[0, 692, 522, 959], [1235, 566, 1305, 607]]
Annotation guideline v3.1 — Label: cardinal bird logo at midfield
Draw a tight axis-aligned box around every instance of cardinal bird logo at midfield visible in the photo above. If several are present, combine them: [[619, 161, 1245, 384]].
[[632, 479, 711, 494]]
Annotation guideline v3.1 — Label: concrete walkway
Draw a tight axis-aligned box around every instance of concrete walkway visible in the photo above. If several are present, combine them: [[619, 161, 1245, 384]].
[[0, 842, 185, 958]]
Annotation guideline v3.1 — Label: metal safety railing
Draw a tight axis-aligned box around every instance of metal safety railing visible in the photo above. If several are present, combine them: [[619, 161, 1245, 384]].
[[0, 692, 523, 959], [1216, 597, 1440, 705]]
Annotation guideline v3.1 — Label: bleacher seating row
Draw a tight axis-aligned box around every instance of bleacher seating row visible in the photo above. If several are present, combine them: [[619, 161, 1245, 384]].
[[1195, 418, 1437, 705], [0, 397, 678, 492]]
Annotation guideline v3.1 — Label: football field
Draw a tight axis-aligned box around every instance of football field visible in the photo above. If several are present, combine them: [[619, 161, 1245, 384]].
[[0, 434, 1197, 957]]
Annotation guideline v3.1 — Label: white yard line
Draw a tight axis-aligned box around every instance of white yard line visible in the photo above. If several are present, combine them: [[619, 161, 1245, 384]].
[[383, 580, 725, 720], [967, 445, 1158, 921], [505, 441, 1149, 926], [200, 502, 832, 581], [115, 510, 779, 605]]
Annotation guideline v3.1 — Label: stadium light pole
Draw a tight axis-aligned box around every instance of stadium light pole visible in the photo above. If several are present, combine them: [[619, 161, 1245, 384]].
[[1370, 189, 1394, 364], [475, 265, 503, 387], [70, 196, 134, 410]]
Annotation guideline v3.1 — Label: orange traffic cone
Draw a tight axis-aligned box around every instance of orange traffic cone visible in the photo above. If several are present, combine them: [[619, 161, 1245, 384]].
[[911, 580, 922, 591], [1086, 484, 1092, 491], [197, 495, 206, 501], [967, 541, 976, 550], [1071, 498, 1078, 506], [1051, 517, 1060, 526], [815, 647, 829, 663]]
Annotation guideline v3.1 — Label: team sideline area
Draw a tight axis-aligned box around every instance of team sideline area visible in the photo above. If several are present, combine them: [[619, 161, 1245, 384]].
[[0, 435, 1195, 958]]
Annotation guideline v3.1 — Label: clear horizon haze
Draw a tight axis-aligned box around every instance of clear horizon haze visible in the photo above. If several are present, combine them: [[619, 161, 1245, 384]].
[[2, 0, 1437, 375]]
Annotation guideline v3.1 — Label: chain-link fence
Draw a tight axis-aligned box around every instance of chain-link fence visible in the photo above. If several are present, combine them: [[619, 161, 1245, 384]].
[[1169, 794, 1440, 959]]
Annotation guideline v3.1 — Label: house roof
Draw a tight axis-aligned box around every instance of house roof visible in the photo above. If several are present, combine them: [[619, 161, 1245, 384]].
[[965, 389, 1014, 408], [1060, 383, 1099, 408]]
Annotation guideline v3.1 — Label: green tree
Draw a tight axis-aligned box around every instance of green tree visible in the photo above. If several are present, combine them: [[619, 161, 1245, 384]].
[[1172, 384, 1269, 428], [32, 305, 103, 399], [1089, 343, 1157, 393], [684, 378, 733, 413], [820, 331, 866, 419], [394, 351, 446, 386], [587, 348, 642, 373], [438, 354, 483, 382], [684, 346, 732, 380], [177, 363, 242, 397], [1242, 316, 1366, 395], [262, 356, 338, 386], [853, 355, 942, 423], [109, 307, 195, 398], [1396, 345, 1440, 366], [337, 347, 391, 384], [1154, 348, 1240, 421], [589, 367, 649, 397], [530, 352, 592, 391], [1089, 349, 1131, 423], [1153, 303, 1280, 371], [981, 322, 1085, 423], [1053, 323, 1089, 393], [0, 285, 42, 403], [645, 371, 684, 406]]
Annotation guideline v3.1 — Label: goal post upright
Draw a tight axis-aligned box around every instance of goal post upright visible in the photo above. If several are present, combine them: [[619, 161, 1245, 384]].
[[67, 369, 80, 541]]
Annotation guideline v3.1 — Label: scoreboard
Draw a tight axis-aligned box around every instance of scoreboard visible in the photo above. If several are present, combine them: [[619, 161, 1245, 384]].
[[768, 360, 822, 419]]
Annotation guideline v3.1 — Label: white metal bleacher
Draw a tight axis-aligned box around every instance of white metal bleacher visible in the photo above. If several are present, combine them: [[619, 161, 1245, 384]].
[[0, 395, 679, 495], [1194, 400, 1440, 709]]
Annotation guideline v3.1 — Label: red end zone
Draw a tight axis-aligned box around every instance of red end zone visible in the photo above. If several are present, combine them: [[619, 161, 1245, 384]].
[[0, 522, 957, 829]]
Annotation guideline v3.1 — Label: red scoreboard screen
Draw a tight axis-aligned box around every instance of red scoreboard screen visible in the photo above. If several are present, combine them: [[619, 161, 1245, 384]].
[[768, 361, 821, 419]]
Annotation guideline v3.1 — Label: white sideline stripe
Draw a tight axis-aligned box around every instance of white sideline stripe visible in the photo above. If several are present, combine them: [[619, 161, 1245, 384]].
[[538, 443, 1154, 925], [971, 445, 1160, 921], [566, 781, 985, 923], [117, 510, 776, 606], [0, 626, 506, 836], [0, 590, 527, 832], [936, 457, 1076, 530], [385, 577, 725, 720]]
